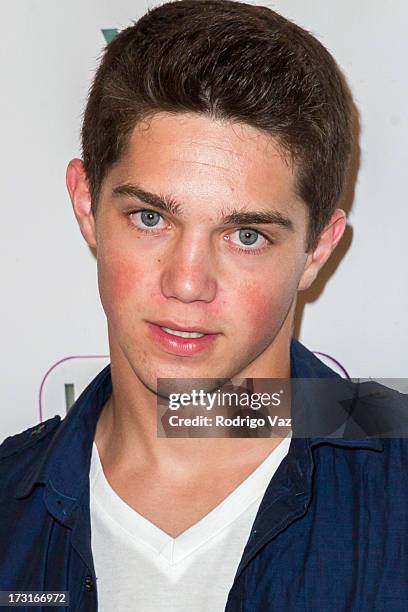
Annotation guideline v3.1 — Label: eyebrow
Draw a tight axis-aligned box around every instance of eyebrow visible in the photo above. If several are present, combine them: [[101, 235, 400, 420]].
[[112, 183, 294, 231]]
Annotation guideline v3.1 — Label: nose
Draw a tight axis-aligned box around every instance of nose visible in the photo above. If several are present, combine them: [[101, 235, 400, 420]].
[[160, 232, 217, 303]]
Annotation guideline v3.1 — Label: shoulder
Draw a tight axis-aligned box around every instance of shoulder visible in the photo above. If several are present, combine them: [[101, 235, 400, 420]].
[[351, 379, 408, 437], [314, 380, 408, 475], [0, 415, 61, 463], [0, 416, 62, 498]]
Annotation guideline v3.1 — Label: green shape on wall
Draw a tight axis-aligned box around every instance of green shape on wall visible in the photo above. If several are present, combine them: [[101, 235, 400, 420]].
[[65, 383, 76, 413], [102, 29, 119, 44]]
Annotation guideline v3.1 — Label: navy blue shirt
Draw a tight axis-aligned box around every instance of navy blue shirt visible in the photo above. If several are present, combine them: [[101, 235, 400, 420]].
[[1, 339, 408, 611]]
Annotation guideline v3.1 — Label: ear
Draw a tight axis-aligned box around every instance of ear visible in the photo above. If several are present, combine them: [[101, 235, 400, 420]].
[[66, 158, 97, 249], [298, 208, 347, 291]]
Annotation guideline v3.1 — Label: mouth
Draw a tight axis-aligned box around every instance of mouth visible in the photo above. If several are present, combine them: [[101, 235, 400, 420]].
[[160, 326, 206, 339], [147, 321, 221, 356], [152, 319, 217, 335]]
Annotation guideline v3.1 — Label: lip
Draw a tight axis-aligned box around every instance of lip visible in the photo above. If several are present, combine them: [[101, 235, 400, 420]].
[[147, 322, 221, 356]]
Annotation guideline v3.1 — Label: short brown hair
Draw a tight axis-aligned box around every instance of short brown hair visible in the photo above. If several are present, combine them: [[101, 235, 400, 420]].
[[81, 0, 354, 250]]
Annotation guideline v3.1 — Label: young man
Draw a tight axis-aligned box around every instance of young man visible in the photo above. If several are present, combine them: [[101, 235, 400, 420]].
[[1, 1, 407, 610]]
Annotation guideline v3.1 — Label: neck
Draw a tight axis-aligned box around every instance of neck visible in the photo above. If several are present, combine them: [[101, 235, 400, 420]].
[[95, 322, 293, 477]]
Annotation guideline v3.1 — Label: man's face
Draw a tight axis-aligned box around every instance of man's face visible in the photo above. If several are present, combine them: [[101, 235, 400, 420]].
[[69, 112, 339, 393]]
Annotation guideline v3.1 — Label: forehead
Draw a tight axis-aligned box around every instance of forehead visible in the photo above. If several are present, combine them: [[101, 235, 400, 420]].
[[105, 112, 305, 221]]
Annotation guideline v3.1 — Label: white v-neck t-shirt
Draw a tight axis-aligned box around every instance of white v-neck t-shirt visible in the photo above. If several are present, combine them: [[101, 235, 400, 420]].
[[90, 432, 292, 612]]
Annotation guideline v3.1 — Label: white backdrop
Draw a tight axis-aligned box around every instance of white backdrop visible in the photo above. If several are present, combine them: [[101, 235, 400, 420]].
[[1, 0, 407, 441]]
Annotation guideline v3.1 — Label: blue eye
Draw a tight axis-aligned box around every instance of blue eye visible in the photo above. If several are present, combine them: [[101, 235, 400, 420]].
[[127, 208, 169, 234], [227, 227, 271, 254], [141, 210, 161, 227], [238, 229, 259, 246]]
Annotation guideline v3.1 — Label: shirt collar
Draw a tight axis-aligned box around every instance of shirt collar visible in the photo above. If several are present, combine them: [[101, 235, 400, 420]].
[[15, 338, 383, 504]]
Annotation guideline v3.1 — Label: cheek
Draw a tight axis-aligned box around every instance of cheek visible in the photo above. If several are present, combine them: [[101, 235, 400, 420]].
[[236, 272, 297, 332], [97, 253, 147, 315]]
